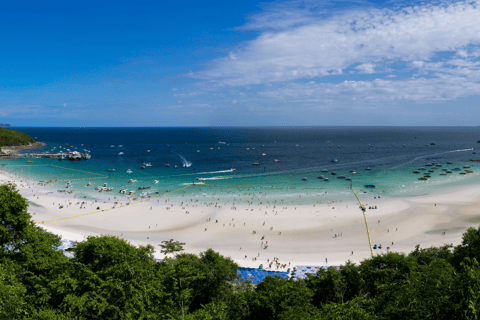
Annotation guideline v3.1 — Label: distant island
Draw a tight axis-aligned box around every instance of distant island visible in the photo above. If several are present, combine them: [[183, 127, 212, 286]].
[[0, 128, 43, 155], [0, 123, 12, 128]]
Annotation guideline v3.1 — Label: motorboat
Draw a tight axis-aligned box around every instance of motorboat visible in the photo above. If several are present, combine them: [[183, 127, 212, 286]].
[[144, 162, 152, 167], [420, 167, 426, 170], [331, 159, 338, 163], [103, 183, 108, 187], [82, 153, 91, 160], [274, 159, 280, 162], [218, 141, 226, 144], [138, 186, 151, 190], [446, 162, 453, 164], [174, 165, 178, 169], [302, 177, 308, 181], [318, 176, 325, 179], [364, 184, 376, 188], [323, 178, 330, 181], [350, 171, 357, 174], [418, 177, 428, 180], [345, 177, 352, 181], [87, 182, 95, 187], [466, 169, 474, 173], [59, 154, 66, 161], [126, 169, 133, 173], [440, 173, 447, 176], [321, 169, 328, 172], [119, 188, 127, 194], [153, 180, 159, 184], [140, 166, 146, 169], [118, 145, 123, 147], [68, 151, 82, 161], [337, 176, 346, 179], [118, 152, 124, 155], [128, 179, 137, 183], [108, 169, 116, 172], [460, 172, 467, 175], [165, 164, 170, 167], [252, 163, 260, 166], [413, 171, 420, 173], [262, 153, 266, 156], [331, 172, 336, 175], [128, 190, 136, 195], [426, 163, 432, 166], [365, 168, 372, 171], [464, 165, 471, 168], [446, 170, 453, 173], [147, 150, 151, 152]]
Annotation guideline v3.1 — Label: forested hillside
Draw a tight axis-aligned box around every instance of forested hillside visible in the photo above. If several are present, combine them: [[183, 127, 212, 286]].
[[1, 183, 480, 319], [0, 128, 35, 147]]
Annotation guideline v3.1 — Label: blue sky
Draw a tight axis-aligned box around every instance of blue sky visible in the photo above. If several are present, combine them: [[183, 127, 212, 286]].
[[1, 0, 480, 126]]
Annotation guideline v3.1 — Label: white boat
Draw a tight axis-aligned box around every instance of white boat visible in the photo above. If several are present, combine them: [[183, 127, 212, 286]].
[[110, 145, 115, 147], [82, 153, 91, 160], [144, 162, 152, 167], [87, 182, 94, 187], [118, 152, 124, 155], [262, 153, 266, 156], [274, 159, 279, 162], [153, 180, 159, 184], [107, 169, 116, 172], [128, 179, 137, 183], [128, 190, 136, 195], [68, 151, 82, 161], [119, 188, 127, 194], [118, 145, 123, 147], [126, 169, 133, 173], [218, 141, 226, 144], [147, 150, 151, 152]]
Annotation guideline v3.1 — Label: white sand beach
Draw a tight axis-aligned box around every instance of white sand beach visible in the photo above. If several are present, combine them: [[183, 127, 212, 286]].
[[1, 169, 475, 269]]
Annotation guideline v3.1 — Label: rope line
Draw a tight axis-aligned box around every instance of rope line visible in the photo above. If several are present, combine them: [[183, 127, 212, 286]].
[[351, 188, 373, 257]]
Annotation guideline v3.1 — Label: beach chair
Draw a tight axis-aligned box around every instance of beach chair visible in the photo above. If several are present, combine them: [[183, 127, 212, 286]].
[[373, 244, 377, 249]]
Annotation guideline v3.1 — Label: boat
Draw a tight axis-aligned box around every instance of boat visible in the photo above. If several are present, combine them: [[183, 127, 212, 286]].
[[252, 163, 260, 166], [321, 169, 328, 172], [119, 188, 127, 194], [446, 161, 453, 164], [466, 169, 474, 173], [337, 176, 346, 179], [418, 177, 428, 180], [431, 143, 435, 145], [126, 169, 133, 173], [128, 190, 136, 195], [331, 172, 336, 175], [274, 159, 280, 162], [165, 164, 170, 167], [140, 166, 146, 169], [147, 150, 151, 152], [365, 168, 372, 171], [262, 153, 266, 156], [118, 145, 123, 147], [318, 176, 325, 179], [174, 165, 178, 169], [153, 180, 159, 184], [144, 162, 152, 167], [302, 177, 308, 181], [364, 184, 376, 188], [68, 151, 82, 161], [413, 171, 420, 173], [128, 179, 137, 183], [138, 186, 151, 190], [426, 163, 432, 166], [440, 173, 447, 176], [350, 171, 357, 174], [323, 178, 330, 181], [118, 152, 124, 155], [108, 169, 116, 172], [59, 154, 66, 161], [82, 153, 91, 160], [464, 165, 471, 168], [432, 166, 438, 169], [345, 177, 352, 181], [27, 161, 33, 163], [87, 182, 94, 187], [460, 172, 467, 175], [420, 167, 426, 170], [446, 170, 453, 173], [331, 159, 339, 163], [453, 168, 461, 171], [110, 145, 115, 147], [428, 170, 434, 173], [218, 141, 226, 144]]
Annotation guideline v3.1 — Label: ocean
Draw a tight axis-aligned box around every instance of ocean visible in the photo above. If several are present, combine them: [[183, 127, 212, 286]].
[[2, 127, 480, 205]]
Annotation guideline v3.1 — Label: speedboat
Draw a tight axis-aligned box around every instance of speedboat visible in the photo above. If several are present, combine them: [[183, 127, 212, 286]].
[[140, 166, 146, 169], [128, 190, 136, 195], [126, 169, 133, 173], [119, 188, 127, 194], [274, 159, 280, 162], [350, 171, 357, 174], [321, 169, 328, 172], [87, 182, 94, 187], [153, 180, 159, 184], [128, 179, 137, 183], [144, 162, 152, 167], [165, 164, 170, 167], [331, 159, 338, 163], [68, 151, 82, 161], [345, 177, 352, 181], [118, 152, 124, 155], [302, 177, 308, 181], [337, 176, 346, 179], [108, 169, 116, 172], [252, 163, 260, 166], [323, 178, 330, 181], [138, 186, 151, 190], [418, 177, 428, 180], [365, 168, 372, 171], [364, 184, 376, 188], [262, 153, 266, 156], [318, 176, 325, 179]]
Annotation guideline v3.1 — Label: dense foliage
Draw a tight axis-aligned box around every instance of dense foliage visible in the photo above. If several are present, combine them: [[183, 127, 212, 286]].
[[2, 183, 480, 319], [0, 128, 35, 148]]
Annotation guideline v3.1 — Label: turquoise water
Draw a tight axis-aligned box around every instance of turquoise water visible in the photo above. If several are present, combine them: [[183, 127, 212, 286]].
[[1, 127, 480, 205]]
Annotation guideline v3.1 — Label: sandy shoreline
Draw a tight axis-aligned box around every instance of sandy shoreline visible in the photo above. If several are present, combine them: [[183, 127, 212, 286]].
[[1, 168, 478, 269]]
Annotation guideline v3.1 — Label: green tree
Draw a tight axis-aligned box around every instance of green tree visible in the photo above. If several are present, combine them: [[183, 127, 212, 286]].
[[160, 238, 186, 256], [0, 260, 27, 318]]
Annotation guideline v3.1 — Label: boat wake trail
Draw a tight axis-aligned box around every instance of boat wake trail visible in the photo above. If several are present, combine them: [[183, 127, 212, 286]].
[[173, 152, 192, 167], [179, 169, 236, 176], [390, 148, 474, 170]]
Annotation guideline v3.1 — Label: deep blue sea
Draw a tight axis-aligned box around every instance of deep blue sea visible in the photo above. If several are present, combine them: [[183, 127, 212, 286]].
[[2, 127, 480, 204]]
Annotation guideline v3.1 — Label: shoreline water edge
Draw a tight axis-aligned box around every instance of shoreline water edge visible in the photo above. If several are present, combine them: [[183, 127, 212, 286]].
[[1, 158, 478, 270]]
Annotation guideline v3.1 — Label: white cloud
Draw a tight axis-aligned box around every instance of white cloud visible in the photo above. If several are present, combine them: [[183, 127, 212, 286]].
[[355, 63, 376, 74], [195, 1, 480, 86]]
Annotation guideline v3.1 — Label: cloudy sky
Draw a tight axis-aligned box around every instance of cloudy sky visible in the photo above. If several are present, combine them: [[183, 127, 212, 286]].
[[1, 0, 480, 126]]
